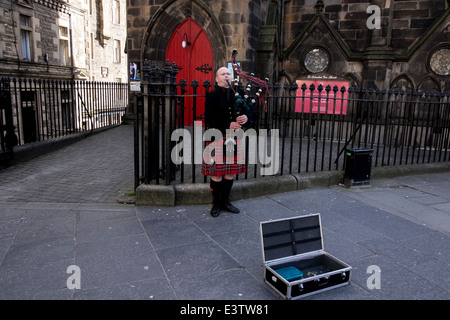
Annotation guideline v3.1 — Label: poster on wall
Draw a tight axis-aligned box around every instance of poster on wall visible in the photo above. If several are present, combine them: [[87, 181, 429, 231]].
[[130, 62, 141, 81], [295, 76, 349, 115]]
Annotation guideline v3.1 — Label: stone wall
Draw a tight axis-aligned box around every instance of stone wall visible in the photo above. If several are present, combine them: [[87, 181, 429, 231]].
[[0, 0, 128, 82], [127, 0, 269, 73], [0, 0, 72, 78], [281, 0, 449, 90], [127, 0, 448, 93]]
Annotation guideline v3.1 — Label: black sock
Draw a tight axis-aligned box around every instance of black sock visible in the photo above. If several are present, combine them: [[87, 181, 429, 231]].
[[220, 178, 233, 203], [210, 180, 222, 204]]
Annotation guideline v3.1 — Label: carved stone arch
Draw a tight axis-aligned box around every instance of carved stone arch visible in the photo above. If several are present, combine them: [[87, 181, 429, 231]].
[[445, 81, 450, 92], [342, 73, 361, 89], [140, 0, 226, 70], [279, 74, 294, 87], [283, 11, 355, 84], [390, 74, 415, 92], [416, 75, 443, 148], [418, 76, 441, 93]]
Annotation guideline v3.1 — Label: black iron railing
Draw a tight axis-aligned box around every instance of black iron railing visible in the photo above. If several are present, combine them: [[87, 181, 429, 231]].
[[134, 61, 450, 188], [0, 77, 128, 160]]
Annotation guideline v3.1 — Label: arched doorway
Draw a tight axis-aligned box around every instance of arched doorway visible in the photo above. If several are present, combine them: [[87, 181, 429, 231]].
[[166, 18, 214, 126]]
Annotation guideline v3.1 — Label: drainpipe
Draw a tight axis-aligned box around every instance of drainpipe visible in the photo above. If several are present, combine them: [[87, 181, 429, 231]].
[[69, 12, 75, 80], [383, 0, 395, 90], [280, 0, 289, 52], [279, 0, 290, 81]]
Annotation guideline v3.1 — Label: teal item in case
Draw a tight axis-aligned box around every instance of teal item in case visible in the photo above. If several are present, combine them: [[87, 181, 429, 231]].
[[277, 266, 303, 281]]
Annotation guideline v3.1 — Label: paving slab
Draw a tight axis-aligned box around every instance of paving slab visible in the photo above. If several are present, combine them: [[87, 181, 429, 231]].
[[0, 125, 449, 303]]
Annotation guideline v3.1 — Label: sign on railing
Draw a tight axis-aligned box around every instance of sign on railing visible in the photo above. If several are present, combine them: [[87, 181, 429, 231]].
[[295, 78, 349, 115]]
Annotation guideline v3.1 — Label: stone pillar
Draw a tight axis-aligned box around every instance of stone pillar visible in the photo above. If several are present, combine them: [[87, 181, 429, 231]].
[[361, 0, 395, 89]]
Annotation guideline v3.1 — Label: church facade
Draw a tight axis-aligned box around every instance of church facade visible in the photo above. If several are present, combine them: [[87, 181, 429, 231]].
[[127, 0, 449, 96]]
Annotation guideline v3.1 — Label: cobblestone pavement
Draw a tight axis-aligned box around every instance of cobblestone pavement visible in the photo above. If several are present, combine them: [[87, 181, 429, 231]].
[[0, 125, 135, 203]]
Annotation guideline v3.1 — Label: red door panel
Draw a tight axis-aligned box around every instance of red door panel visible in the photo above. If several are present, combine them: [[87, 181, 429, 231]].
[[166, 18, 213, 126]]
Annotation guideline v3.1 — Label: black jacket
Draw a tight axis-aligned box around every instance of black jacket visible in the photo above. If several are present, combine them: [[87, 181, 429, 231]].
[[204, 85, 257, 134]]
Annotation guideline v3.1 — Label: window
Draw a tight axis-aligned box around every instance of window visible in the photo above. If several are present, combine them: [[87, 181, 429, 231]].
[[20, 90, 37, 143], [113, 0, 120, 24], [429, 48, 450, 76], [59, 26, 70, 66], [113, 39, 121, 63], [115, 78, 123, 99], [61, 90, 72, 130], [303, 48, 329, 73], [20, 14, 32, 61], [101, 67, 108, 78]]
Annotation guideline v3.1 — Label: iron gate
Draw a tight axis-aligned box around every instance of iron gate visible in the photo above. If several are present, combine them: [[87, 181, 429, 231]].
[[0, 78, 15, 165]]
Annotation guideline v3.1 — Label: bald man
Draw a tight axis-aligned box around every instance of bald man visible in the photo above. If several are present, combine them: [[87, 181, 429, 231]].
[[201, 67, 257, 217]]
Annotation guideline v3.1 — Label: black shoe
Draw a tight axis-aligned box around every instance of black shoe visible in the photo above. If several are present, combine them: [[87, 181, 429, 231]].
[[210, 203, 221, 217], [221, 200, 240, 214]]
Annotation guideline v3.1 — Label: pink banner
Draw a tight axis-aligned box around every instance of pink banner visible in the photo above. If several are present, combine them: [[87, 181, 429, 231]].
[[295, 80, 349, 115]]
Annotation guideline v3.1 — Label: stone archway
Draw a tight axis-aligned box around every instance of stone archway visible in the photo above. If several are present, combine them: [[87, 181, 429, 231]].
[[140, 0, 226, 72]]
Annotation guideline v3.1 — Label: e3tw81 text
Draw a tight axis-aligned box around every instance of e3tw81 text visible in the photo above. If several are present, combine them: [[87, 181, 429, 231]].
[[223, 304, 269, 315]]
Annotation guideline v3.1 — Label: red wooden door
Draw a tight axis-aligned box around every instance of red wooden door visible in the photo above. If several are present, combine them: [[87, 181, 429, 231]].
[[166, 18, 213, 126]]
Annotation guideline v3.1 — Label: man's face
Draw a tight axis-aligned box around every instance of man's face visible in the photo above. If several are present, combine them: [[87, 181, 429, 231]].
[[216, 67, 231, 88]]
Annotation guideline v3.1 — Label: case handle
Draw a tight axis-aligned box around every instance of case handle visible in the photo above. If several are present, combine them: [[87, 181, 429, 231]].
[[315, 276, 329, 286]]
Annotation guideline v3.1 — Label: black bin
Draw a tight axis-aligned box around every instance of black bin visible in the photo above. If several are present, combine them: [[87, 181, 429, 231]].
[[344, 148, 373, 187]]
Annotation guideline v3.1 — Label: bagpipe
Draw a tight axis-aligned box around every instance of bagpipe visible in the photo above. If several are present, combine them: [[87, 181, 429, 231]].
[[227, 49, 270, 117], [224, 49, 270, 152]]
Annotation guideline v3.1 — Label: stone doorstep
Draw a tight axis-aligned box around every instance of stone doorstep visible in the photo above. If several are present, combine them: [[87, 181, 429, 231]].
[[135, 171, 343, 206], [135, 162, 450, 206]]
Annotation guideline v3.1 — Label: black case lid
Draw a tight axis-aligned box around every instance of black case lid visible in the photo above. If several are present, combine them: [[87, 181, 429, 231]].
[[260, 214, 323, 263]]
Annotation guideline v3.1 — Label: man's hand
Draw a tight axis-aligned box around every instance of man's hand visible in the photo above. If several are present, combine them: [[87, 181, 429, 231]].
[[229, 121, 242, 130], [236, 115, 248, 125]]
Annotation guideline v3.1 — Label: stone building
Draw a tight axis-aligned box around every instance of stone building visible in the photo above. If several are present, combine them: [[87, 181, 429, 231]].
[[0, 0, 128, 149], [0, 0, 128, 82], [126, 0, 449, 101]]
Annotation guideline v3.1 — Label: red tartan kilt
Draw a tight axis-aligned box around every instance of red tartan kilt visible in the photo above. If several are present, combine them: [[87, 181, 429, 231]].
[[201, 138, 246, 176]]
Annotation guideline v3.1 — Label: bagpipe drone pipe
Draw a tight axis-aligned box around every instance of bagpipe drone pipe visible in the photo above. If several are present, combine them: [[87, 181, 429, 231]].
[[227, 49, 270, 118]]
